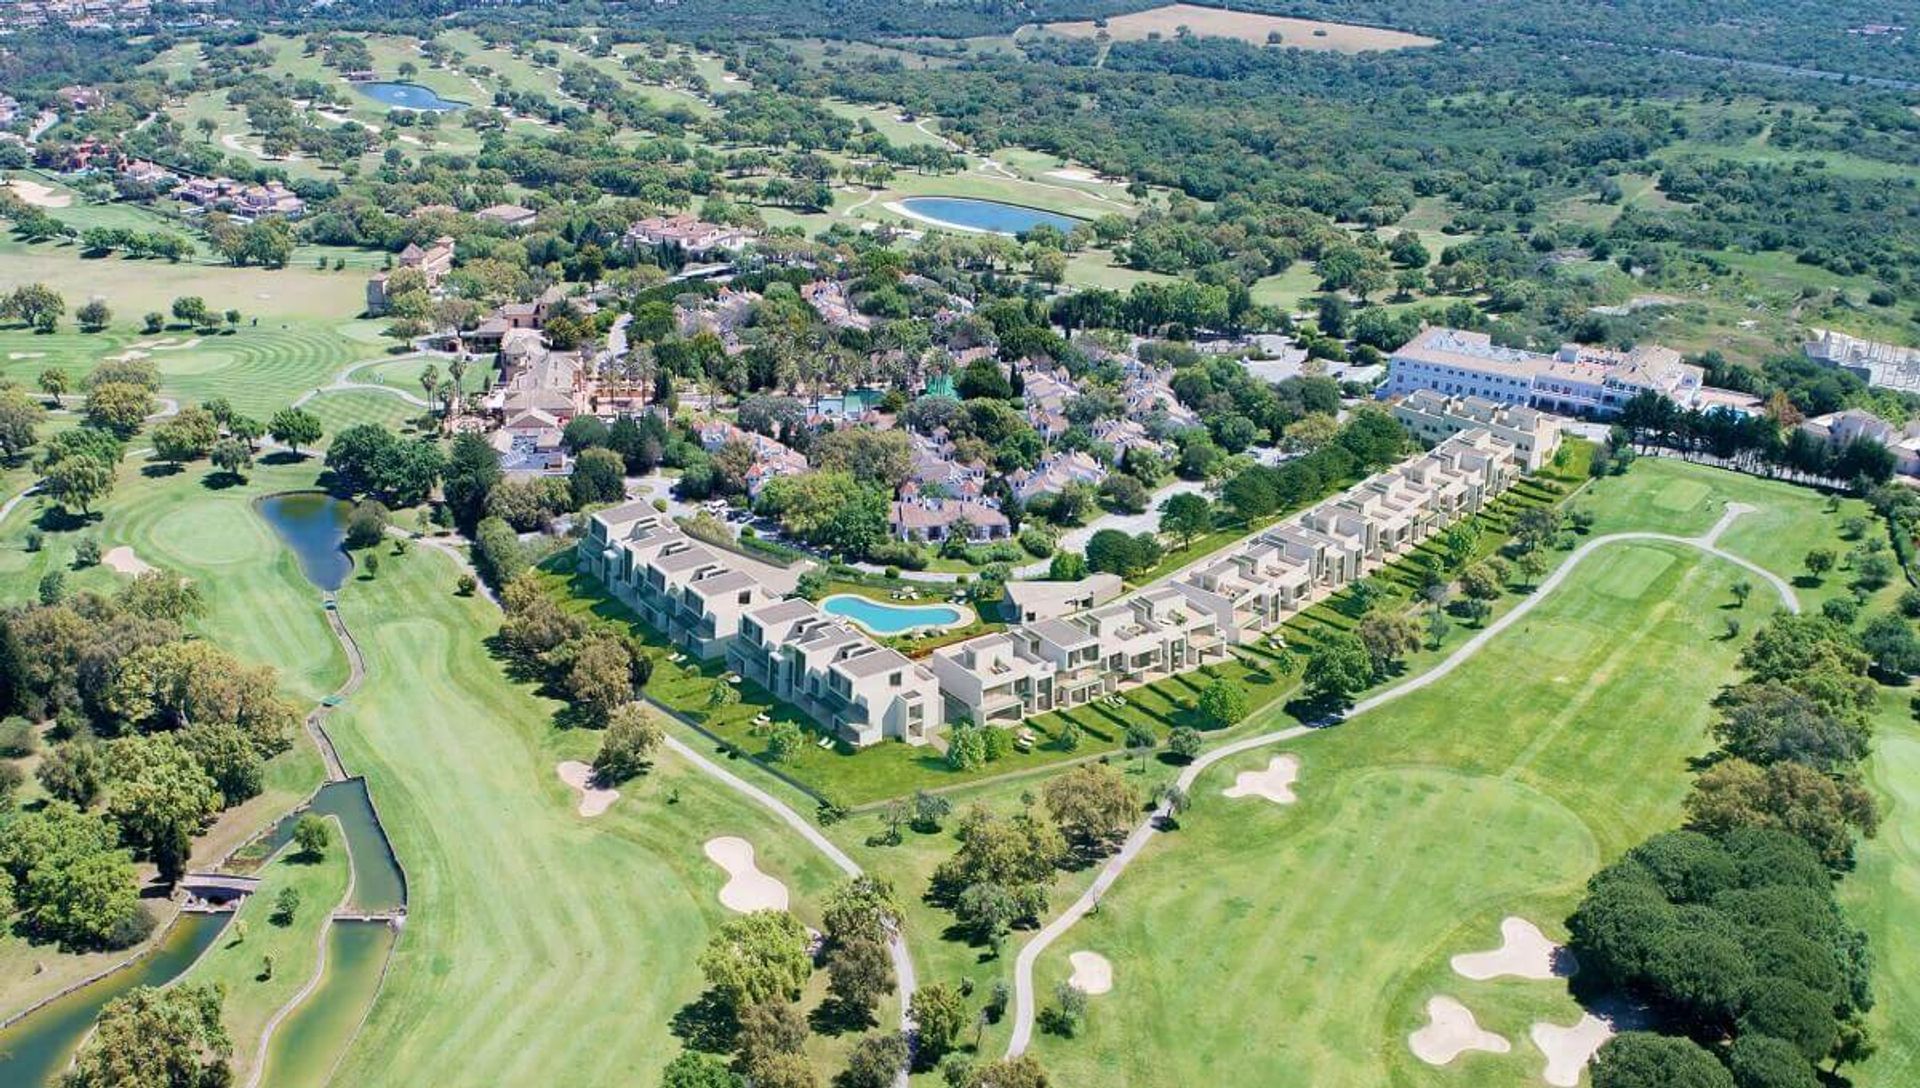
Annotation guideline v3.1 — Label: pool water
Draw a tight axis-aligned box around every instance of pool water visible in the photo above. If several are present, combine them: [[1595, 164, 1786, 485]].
[[897, 197, 1083, 236], [821, 594, 966, 635], [257, 492, 353, 592], [354, 81, 468, 111]]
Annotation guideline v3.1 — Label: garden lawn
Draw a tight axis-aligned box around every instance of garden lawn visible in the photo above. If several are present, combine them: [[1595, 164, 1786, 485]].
[[1028, 540, 1777, 1087], [322, 543, 872, 1087], [177, 828, 353, 1084]]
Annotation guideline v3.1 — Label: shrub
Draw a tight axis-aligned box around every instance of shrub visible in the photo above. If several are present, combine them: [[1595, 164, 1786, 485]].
[[0, 717, 38, 758]]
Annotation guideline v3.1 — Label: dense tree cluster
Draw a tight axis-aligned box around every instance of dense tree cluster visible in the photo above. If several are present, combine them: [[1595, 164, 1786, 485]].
[[1569, 608, 1885, 1083], [0, 573, 300, 942]]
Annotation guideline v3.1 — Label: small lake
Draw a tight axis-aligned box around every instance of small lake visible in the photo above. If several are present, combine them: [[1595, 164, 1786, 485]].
[[821, 594, 968, 635], [0, 913, 230, 1085], [354, 81, 468, 111], [897, 197, 1083, 236], [258, 492, 353, 592]]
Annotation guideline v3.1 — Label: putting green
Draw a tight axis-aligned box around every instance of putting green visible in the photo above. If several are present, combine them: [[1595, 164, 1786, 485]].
[[1586, 544, 1675, 599], [1651, 477, 1711, 513]]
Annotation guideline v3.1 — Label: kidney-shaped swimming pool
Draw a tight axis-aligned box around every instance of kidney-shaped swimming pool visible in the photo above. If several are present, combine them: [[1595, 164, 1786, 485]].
[[820, 594, 970, 635]]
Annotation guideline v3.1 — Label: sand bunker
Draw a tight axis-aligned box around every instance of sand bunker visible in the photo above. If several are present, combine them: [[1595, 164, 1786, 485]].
[[106, 349, 151, 364], [1046, 167, 1114, 184], [6, 352, 46, 360], [1532, 1014, 1613, 1087], [151, 337, 202, 351], [1451, 917, 1571, 981], [1067, 951, 1112, 995], [555, 760, 617, 817], [1222, 754, 1300, 805], [1409, 996, 1510, 1066], [704, 836, 788, 913], [6, 178, 71, 209], [102, 546, 155, 576]]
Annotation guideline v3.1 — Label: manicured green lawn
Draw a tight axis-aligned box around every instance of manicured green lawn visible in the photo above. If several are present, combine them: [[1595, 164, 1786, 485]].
[[1842, 688, 1920, 1086], [0, 235, 383, 419], [178, 827, 353, 1084], [1578, 455, 1898, 613], [323, 542, 877, 1086], [1029, 540, 1775, 1087], [300, 388, 428, 438]]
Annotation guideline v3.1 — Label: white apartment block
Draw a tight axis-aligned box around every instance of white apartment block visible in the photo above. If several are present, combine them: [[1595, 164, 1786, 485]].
[[929, 584, 1226, 725], [579, 503, 940, 747], [1805, 329, 1920, 393], [577, 503, 773, 661], [1381, 327, 1705, 417], [1171, 429, 1522, 645], [581, 428, 1532, 748], [1392, 388, 1564, 470], [731, 598, 943, 747]]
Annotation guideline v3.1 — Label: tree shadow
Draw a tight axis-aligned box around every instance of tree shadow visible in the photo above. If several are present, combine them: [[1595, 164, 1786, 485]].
[[34, 506, 93, 533], [261, 450, 308, 466], [202, 471, 245, 491], [669, 989, 738, 1054], [141, 463, 183, 479], [808, 995, 876, 1037]]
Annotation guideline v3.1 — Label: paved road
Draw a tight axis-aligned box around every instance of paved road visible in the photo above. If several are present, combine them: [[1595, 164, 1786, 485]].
[[1004, 503, 1793, 1055]]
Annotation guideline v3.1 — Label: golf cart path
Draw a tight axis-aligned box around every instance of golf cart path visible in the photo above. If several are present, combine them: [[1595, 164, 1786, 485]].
[[646, 697, 918, 1084], [241, 812, 358, 1088], [1004, 502, 1791, 1055], [293, 357, 434, 410]]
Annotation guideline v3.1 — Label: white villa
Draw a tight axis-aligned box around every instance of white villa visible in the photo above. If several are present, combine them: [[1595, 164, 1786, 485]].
[[580, 427, 1534, 748]]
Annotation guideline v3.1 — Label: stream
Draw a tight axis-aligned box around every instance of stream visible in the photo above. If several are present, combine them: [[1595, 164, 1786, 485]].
[[0, 491, 405, 1086]]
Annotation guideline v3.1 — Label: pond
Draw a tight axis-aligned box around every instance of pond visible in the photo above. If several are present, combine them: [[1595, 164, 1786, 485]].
[[257, 492, 353, 592], [821, 594, 969, 636], [354, 81, 469, 111], [0, 913, 230, 1086], [896, 196, 1083, 236]]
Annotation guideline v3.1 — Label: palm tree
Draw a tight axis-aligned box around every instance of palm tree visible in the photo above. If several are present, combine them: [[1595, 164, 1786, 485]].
[[445, 357, 468, 418], [419, 363, 440, 413]]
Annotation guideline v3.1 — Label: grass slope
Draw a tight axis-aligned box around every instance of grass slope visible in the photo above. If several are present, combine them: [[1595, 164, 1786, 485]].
[[1030, 540, 1768, 1086], [323, 544, 874, 1087]]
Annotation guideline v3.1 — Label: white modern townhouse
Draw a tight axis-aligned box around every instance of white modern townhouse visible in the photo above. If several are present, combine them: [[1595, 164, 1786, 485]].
[[581, 427, 1534, 750], [731, 599, 943, 747]]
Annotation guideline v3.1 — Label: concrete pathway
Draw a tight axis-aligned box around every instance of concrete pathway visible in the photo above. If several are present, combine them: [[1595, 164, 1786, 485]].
[[1004, 504, 1793, 1055], [0, 483, 40, 527]]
